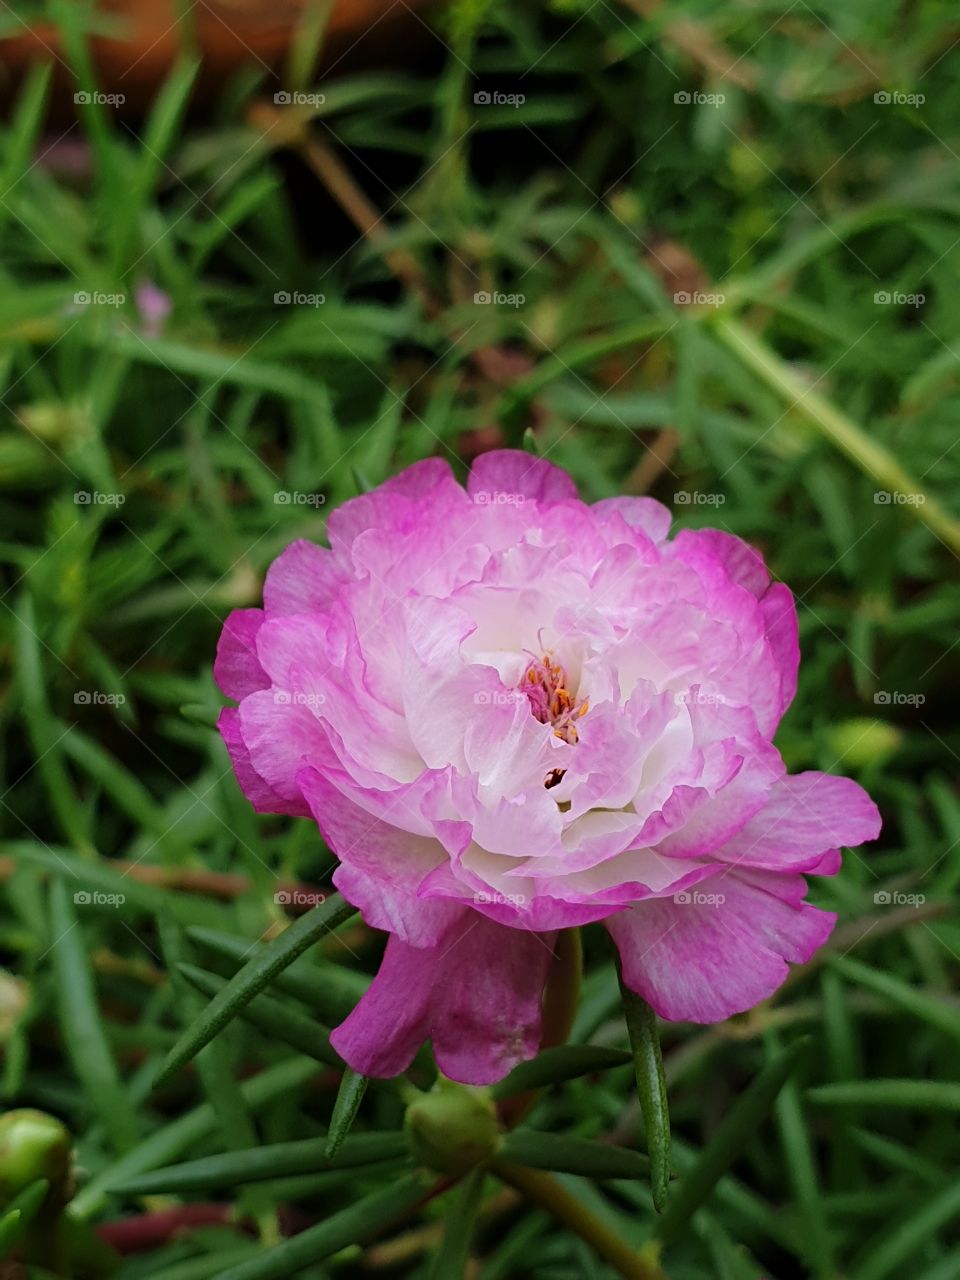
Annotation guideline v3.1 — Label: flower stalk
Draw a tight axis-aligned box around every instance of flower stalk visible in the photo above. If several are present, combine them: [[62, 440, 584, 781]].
[[713, 315, 960, 555], [490, 1158, 667, 1280]]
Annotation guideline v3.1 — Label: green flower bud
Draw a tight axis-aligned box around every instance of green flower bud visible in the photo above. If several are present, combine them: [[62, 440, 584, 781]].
[[0, 1110, 73, 1209], [825, 718, 901, 768], [405, 1082, 500, 1176]]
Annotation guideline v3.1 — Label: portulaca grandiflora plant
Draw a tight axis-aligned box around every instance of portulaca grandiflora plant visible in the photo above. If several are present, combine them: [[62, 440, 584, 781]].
[[139, 450, 879, 1279]]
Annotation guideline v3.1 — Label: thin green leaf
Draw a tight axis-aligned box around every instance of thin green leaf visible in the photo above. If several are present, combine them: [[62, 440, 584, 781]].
[[213, 1173, 427, 1280], [73, 1057, 320, 1218], [829, 955, 960, 1045], [0, 1178, 49, 1253], [501, 1131, 650, 1180], [429, 1168, 486, 1280], [325, 1068, 369, 1159], [154, 896, 356, 1087], [186, 925, 367, 1021], [0, 1208, 24, 1256], [13, 596, 91, 851], [490, 1045, 631, 1100], [808, 1080, 960, 1111], [854, 1181, 960, 1280], [160, 920, 258, 1150], [620, 980, 671, 1212], [774, 1055, 832, 1276], [48, 878, 138, 1153], [0, 63, 51, 236], [110, 1131, 410, 1195], [177, 962, 341, 1067], [656, 1037, 810, 1247]]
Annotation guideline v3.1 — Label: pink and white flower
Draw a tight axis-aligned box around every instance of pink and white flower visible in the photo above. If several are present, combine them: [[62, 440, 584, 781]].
[[216, 451, 880, 1084]]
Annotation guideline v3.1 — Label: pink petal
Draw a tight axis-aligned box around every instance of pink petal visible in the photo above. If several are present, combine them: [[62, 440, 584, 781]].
[[759, 583, 800, 716], [214, 609, 268, 699], [297, 766, 459, 947], [236, 690, 333, 815], [380, 456, 458, 498], [467, 449, 578, 505], [263, 540, 348, 616], [674, 527, 769, 596], [607, 867, 835, 1023], [714, 772, 881, 872], [329, 933, 436, 1077], [218, 706, 292, 813], [330, 913, 556, 1083], [592, 495, 672, 543]]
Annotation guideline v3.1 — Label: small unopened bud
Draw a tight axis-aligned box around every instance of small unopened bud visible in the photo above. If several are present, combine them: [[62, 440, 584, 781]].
[[0, 1110, 73, 1208], [405, 1082, 500, 1175], [826, 717, 901, 768]]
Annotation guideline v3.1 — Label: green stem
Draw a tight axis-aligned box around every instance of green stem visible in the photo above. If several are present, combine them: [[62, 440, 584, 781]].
[[541, 928, 584, 1050], [619, 979, 671, 1214], [498, 929, 583, 1129], [491, 1159, 666, 1280], [714, 315, 960, 556]]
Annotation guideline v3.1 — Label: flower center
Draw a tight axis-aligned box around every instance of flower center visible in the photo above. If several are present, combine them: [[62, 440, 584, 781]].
[[521, 652, 588, 745]]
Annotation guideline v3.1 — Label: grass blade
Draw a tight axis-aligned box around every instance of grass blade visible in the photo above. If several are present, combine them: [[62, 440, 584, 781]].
[[154, 896, 356, 1086], [620, 980, 671, 1212], [325, 1067, 368, 1158], [501, 1131, 650, 1180], [177, 962, 341, 1067], [110, 1131, 410, 1195], [213, 1174, 427, 1280], [490, 1046, 631, 1100], [429, 1168, 485, 1280], [186, 925, 367, 1020], [853, 1181, 960, 1280], [829, 956, 960, 1045], [656, 1037, 810, 1247], [73, 1057, 320, 1218], [48, 878, 138, 1153], [808, 1080, 960, 1111]]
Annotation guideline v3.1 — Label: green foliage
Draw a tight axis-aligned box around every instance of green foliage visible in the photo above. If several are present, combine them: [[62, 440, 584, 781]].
[[1, 0, 959, 1276]]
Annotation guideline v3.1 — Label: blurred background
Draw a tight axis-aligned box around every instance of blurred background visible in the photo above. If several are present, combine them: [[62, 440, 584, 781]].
[[1, 2, 959, 1278]]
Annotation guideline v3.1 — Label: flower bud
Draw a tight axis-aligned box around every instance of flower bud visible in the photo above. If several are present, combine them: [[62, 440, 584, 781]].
[[825, 718, 901, 768], [405, 1082, 500, 1176], [0, 1110, 73, 1208]]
